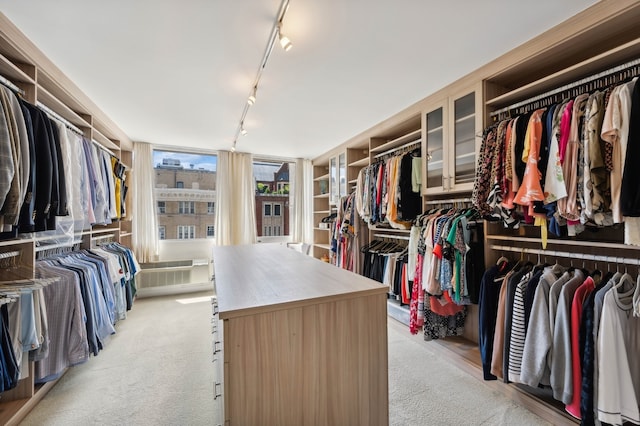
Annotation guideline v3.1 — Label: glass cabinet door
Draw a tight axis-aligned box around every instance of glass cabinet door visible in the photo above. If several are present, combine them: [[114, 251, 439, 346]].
[[453, 92, 476, 186], [425, 107, 444, 190], [329, 156, 338, 205], [339, 152, 347, 199]]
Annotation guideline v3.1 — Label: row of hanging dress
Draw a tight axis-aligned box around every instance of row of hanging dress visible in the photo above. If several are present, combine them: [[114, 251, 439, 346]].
[[331, 191, 364, 273], [407, 208, 484, 337], [478, 257, 640, 425], [472, 75, 640, 246], [0, 82, 128, 241], [360, 239, 409, 302], [354, 149, 422, 230], [19, 242, 139, 384]]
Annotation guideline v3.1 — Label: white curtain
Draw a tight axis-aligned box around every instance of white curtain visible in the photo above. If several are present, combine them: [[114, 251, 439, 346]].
[[215, 150, 257, 245], [290, 158, 313, 244], [131, 142, 159, 262]]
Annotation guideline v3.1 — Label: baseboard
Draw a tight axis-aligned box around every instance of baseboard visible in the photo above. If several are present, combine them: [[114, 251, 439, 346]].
[[136, 282, 212, 298]]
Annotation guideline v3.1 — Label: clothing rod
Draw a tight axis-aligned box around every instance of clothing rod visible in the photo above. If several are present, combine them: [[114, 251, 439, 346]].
[[0, 75, 24, 95], [490, 57, 640, 117], [36, 101, 85, 135], [91, 139, 117, 158], [373, 233, 411, 240], [373, 139, 421, 159], [35, 239, 82, 252], [425, 197, 472, 205], [91, 234, 115, 241], [0, 250, 20, 260], [489, 244, 640, 266]]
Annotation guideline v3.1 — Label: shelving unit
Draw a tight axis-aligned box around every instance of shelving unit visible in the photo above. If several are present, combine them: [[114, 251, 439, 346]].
[[310, 2, 640, 425], [0, 12, 134, 425]]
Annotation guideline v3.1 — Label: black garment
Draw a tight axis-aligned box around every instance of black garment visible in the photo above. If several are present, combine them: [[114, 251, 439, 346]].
[[514, 112, 532, 185], [17, 99, 36, 232], [579, 275, 610, 426], [620, 79, 640, 216], [524, 269, 544, 331], [23, 104, 53, 231], [398, 152, 421, 221], [0, 304, 19, 391], [48, 118, 68, 216], [478, 264, 502, 380], [42, 117, 59, 230]]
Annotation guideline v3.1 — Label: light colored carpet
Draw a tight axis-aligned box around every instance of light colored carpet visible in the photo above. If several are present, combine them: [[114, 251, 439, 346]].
[[19, 291, 550, 425]]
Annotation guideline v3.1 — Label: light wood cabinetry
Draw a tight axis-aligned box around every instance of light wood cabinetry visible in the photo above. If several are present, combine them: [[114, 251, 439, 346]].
[[213, 244, 389, 426], [0, 13, 134, 425], [423, 83, 482, 195]]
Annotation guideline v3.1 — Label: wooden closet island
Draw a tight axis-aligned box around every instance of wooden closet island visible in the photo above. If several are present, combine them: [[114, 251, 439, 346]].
[[212, 244, 389, 426]]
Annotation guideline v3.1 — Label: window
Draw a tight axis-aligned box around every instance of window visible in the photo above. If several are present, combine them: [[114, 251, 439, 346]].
[[178, 201, 195, 214], [207, 225, 215, 237], [177, 225, 195, 239], [159, 226, 166, 240], [153, 149, 217, 240], [253, 159, 293, 240]]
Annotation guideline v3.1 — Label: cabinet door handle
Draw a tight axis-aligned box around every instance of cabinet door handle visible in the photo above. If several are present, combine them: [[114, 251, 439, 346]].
[[214, 382, 222, 400], [213, 340, 222, 354], [212, 304, 219, 316]]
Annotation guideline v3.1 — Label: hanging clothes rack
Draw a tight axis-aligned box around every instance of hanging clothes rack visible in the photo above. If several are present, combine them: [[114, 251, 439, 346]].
[[424, 197, 472, 206], [489, 244, 640, 267], [373, 139, 421, 159], [490, 56, 640, 117], [36, 101, 85, 136], [91, 234, 115, 248], [0, 75, 25, 95], [373, 233, 411, 241]]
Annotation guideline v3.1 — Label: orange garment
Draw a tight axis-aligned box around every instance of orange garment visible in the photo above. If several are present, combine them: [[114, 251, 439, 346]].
[[514, 109, 545, 208]]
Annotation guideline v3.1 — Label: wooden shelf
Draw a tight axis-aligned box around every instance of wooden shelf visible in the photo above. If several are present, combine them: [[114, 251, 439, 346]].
[[92, 128, 120, 151], [486, 36, 640, 108], [314, 243, 331, 250], [314, 173, 329, 181], [349, 157, 369, 168], [0, 52, 34, 85], [370, 129, 421, 154], [314, 193, 330, 199], [37, 86, 91, 131]]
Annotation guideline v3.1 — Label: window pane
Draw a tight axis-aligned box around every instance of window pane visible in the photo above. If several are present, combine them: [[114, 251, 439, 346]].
[[253, 159, 291, 239], [154, 150, 217, 240]]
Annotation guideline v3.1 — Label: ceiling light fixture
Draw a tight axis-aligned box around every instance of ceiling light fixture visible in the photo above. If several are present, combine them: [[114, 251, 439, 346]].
[[247, 86, 257, 106], [278, 24, 293, 51], [230, 0, 291, 152]]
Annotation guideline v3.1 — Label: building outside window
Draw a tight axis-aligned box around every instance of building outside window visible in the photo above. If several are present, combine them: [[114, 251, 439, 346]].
[[253, 160, 291, 241], [154, 150, 217, 240], [159, 226, 166, 240], [178, 201, 195, 214], [207, 225, 215, 237], [177, 225, 195, 239]]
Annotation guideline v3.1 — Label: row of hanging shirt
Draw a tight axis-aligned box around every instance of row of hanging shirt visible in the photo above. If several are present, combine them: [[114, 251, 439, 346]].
[[330, 191, 360, 272], [0, 242, 141, 387], [355, 148, 422, 230], [472, 74, 640, 246], [360, 239, 409, 301], [478, 257, 640, 425], [406, 207, 485, 337], [0, 81, 128, 241]]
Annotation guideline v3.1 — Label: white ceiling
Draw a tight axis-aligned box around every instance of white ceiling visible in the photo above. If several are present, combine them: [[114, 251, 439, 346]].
[[0, 0, 598, 159]]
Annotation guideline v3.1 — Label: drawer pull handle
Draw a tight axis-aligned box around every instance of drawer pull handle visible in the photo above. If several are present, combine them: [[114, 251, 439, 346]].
[[214, 382, 222, 400], [213, 341, 222, 354]]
